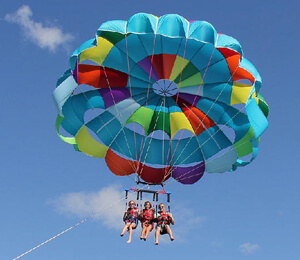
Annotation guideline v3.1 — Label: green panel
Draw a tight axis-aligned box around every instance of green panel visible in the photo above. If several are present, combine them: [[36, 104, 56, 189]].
[[234, 127, 255, 157], [99, 31, 127, 45], [126, 107, 154, 134], [148, 111, 170, 136], [258, 99, 269, 117], [174, 62, 199, 83]]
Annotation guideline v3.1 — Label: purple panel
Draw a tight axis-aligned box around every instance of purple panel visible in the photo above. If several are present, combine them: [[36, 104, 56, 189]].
[[99, 87, 130, 108], [171, 162, 205, 184], [138, 57, 159, 81], [178, 92, 201, 105], [72, 59, 79, 82]]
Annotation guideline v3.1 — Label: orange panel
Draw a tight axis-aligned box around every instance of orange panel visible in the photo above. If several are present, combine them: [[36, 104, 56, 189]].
[[182, 106, 216, 135], [77, 64, 128, 88]]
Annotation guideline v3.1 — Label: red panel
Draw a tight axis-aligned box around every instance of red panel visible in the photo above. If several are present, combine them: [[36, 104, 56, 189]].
[[137, 164, 171, 184], [77, 64, 128, 88], [149, 54, 164, 79], [105, 149, 136, 176], [162, 54, 177, 79]]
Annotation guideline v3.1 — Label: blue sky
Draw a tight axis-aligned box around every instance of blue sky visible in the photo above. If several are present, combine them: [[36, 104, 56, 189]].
[[1, 0, 299, 259]]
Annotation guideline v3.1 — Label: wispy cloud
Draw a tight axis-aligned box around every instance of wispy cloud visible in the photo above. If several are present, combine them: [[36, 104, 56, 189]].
[[49, 185, 125, 230], [240, 242, 261, 254], [4, 5, 74, 52]]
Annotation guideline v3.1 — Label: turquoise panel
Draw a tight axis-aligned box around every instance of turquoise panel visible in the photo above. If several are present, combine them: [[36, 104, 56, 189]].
[[246, 99, 268, 138], [127, 13, 157, 33], [97, 20, 126, 34], [140, 137, 170, 165], [188, 21, 217, 44], [216, 34, 243, 56], [115, 34, 149, 62], [202, 83, 232, 105], [197, 125, 231, 159], [171, 137, 204, 165], [157, 14, 188, 37]]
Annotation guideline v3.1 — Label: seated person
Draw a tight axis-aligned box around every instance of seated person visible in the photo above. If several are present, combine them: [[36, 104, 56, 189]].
[[154, 203, 175, 245]]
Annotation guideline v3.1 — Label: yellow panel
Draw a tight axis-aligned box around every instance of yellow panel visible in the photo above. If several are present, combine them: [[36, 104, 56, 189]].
[[170, 112, 195, 138], [230, 83, 253, 105], [75, 126, 108, 158], [169, 56, 189, 81], [79, 37, 114, 65], [179, 72, 204, 88]]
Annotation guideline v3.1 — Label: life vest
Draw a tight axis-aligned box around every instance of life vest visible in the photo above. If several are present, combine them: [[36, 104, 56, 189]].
[[124, 207, 138, 223], [142, 209, 154, 226], [157, 211, 170, 226]]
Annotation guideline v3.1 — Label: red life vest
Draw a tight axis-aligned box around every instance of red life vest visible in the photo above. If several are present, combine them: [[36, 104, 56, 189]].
[[125, 207, 138, 223], [157, 211, 170, 226], [142, 208, 154, 226]]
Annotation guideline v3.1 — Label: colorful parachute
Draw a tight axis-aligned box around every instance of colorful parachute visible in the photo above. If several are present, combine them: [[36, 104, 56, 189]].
[[53, 13, 269, 185]]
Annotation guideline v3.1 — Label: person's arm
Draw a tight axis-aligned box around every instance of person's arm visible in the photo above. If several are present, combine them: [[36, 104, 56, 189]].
[[168, 212, 175, 225]]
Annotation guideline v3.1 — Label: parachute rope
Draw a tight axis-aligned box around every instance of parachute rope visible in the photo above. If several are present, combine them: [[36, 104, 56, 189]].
[[11, 186, 146, 260]]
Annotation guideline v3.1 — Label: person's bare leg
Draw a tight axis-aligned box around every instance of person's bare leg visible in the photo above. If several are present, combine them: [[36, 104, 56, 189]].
[[144, 226, 151, 240], [127, 223, 136, 243], [121, 223, 130, 236], [165, 225, 174, 240], [155, 227, 161, 245], [140, 226, 146, 239]]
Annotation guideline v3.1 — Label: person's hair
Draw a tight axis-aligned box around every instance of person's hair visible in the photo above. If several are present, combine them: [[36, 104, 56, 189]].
[[144, 201, 152, 208], [159, 203, 165, 208], [128, 200, 136, 205]]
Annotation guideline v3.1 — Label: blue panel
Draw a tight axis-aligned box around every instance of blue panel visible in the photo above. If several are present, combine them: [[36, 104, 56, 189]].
[[195, 99, 250, 142], [127, 13, 157, 33], [216, 34, 243, 56], [157, 14, 188, 37], [191, 44, 227, 74], [140, 137, 170, 165], [246, 99, 269, 138], [202, 83, 232, 105], [200, 59, 232, 84], [188, 21, 217, 44], [161, 36, 184, 55], [103, 46, 150, 82], [171, 137, 204, 165], [197, 125, 231, 159], [97, 20, 126, 34], [115, 34, 148, 62]]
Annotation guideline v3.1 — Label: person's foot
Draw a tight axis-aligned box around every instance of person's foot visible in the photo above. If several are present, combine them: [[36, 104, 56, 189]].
[[120, 233, 124, 237], [127, 240, 131, 243], [170, 237, 174, 241], [155, 242, 159, 245], [143, 238, 147, 241], [140, 237, 143, 240]]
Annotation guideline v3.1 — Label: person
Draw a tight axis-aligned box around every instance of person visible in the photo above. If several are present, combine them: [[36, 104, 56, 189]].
[[154, 203, 175, 245], [139, 201, 155, 241], [120, 200, 139, 243]]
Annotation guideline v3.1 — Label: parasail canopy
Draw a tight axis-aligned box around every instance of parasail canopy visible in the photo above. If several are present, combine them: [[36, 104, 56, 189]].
[[53, 13, 269, 185]]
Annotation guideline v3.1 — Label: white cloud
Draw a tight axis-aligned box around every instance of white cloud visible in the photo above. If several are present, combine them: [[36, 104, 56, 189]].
[[49, 185, 126, 230], [4, 5, 74, 52], [50, 186, 207, 243], [240, 242, 261, 254]]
